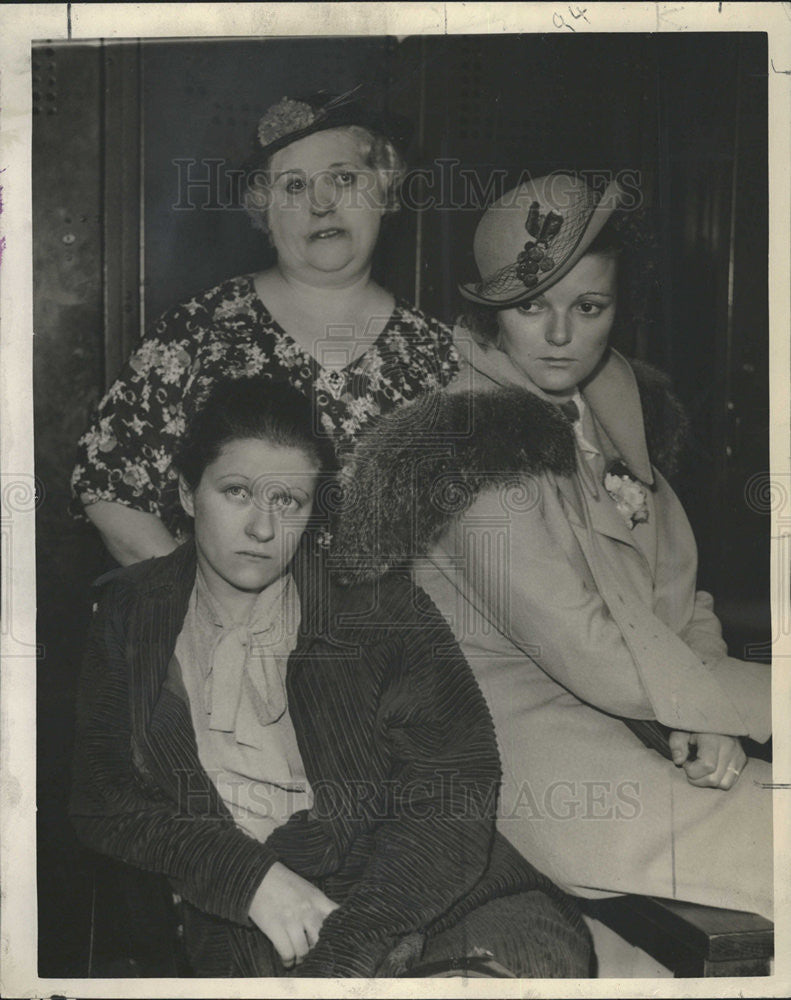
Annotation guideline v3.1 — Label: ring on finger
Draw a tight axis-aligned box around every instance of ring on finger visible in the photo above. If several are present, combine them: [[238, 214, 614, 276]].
[[726, 765, 741, 776]]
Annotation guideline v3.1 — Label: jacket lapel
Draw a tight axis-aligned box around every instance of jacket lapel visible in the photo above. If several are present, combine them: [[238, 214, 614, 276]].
[[581, 348, 653, 483], [553, 462, 650, 560], [576, 417, 653, 554], [125, 536, 339, 785], [128, 543, 197, 759], [591, 413, 658, 574]]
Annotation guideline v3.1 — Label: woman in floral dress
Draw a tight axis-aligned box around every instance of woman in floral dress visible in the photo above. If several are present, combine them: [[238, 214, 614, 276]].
[[71, 90, 458, 564]]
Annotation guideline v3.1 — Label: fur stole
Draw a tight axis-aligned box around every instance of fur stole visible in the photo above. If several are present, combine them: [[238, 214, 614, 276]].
[[333, 360, 687, 583]]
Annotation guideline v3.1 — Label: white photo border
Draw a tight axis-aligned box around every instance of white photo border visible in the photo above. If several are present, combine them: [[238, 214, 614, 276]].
[[2, 4, 789, 998]]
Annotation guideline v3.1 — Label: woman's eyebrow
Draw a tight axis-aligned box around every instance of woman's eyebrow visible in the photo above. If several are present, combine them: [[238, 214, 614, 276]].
[[216, 472, 251, 482], [279, 485, 310, 498], [272, 167, 305, 181], [273, 161, 360, 181]]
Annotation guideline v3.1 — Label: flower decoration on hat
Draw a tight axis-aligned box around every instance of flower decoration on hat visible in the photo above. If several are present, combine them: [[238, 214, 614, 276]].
[[603, 461, 649, 530], [256, 98, 319, 149], [515, 203, 564, 290]]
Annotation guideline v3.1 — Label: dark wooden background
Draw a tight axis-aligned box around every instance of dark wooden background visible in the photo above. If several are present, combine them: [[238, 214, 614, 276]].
[[33, 33, 769, 975]]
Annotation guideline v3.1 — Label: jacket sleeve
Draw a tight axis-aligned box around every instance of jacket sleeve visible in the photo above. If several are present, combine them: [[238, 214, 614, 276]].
[[69, 582, 279, 925], [293, 584, 500, 977], [652, 472, 771, 741], [437, 481, 770, 741]]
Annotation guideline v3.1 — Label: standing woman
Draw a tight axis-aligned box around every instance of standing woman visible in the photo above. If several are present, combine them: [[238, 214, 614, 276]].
[[336, 174, 773, 919], [70, 89, 458, 566]]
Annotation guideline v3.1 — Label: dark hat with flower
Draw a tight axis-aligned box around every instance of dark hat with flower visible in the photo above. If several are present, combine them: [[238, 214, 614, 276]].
[[460, 173, 625, 307], [250, 86, 413, 165]]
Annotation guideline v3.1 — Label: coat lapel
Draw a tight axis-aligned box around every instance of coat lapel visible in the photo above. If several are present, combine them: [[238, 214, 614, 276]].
[[553, 462, 652, 564], [581, 349, 654, 486], [457, 335, 656, 561], [576, 417, 655, 558], [592, 415, 659, 575]]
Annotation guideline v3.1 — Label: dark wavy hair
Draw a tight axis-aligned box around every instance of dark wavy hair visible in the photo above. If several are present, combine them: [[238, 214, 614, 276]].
[[174, 376, 337, 492], [458, 206, 659, 351]]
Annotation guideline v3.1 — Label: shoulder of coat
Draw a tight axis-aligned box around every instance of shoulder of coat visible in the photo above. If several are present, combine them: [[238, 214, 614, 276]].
[[333, 387, 575, 583]]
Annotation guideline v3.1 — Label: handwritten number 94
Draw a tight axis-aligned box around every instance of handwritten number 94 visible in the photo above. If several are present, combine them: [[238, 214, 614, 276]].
[[553, 6, 590, 31]]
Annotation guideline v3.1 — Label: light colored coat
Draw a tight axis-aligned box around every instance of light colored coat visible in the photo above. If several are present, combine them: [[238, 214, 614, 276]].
[[338, 333, 773, 917]]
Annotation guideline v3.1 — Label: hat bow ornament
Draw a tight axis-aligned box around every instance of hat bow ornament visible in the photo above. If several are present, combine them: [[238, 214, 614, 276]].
[[459, 174, 624, 307], [515, 204, 564, 289]]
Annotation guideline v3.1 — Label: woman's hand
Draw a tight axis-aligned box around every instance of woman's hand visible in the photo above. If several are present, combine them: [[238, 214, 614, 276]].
[[668, 731, 747, 790], [248, 862, 339, 968]]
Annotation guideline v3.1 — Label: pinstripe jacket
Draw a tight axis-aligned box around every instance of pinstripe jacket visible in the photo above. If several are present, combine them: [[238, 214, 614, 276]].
[[70, 539, 572, 977]]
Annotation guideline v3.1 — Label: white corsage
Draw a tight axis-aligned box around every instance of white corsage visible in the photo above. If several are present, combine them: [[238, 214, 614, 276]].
[[603, 462, 649, 530]]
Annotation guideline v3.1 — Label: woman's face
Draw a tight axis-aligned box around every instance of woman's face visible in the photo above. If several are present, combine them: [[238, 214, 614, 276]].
[[266, 129, 386, 285], [179, 438, 318, 613], [496, 253, 617, 398]]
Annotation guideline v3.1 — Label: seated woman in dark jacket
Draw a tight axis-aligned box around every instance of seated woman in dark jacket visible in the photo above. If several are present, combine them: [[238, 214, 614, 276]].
[[70, 376, 590, 979]]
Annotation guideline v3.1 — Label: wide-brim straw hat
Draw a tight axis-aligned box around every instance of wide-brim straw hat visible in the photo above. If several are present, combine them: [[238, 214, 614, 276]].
[[459, 173, 624, 307], [249, 86, 412, 167]]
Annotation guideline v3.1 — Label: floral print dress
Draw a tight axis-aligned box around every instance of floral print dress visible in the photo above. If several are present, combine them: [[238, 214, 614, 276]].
[[70, 274, 459, 534]]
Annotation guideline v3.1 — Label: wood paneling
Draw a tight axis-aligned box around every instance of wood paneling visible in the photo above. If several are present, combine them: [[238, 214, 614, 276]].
[[102, 41, 143, 385], [33, 40, 111, 976]]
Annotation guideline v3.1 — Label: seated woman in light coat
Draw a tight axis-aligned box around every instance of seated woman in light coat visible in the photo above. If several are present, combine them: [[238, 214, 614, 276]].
[[335, 173, 773, 920]]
